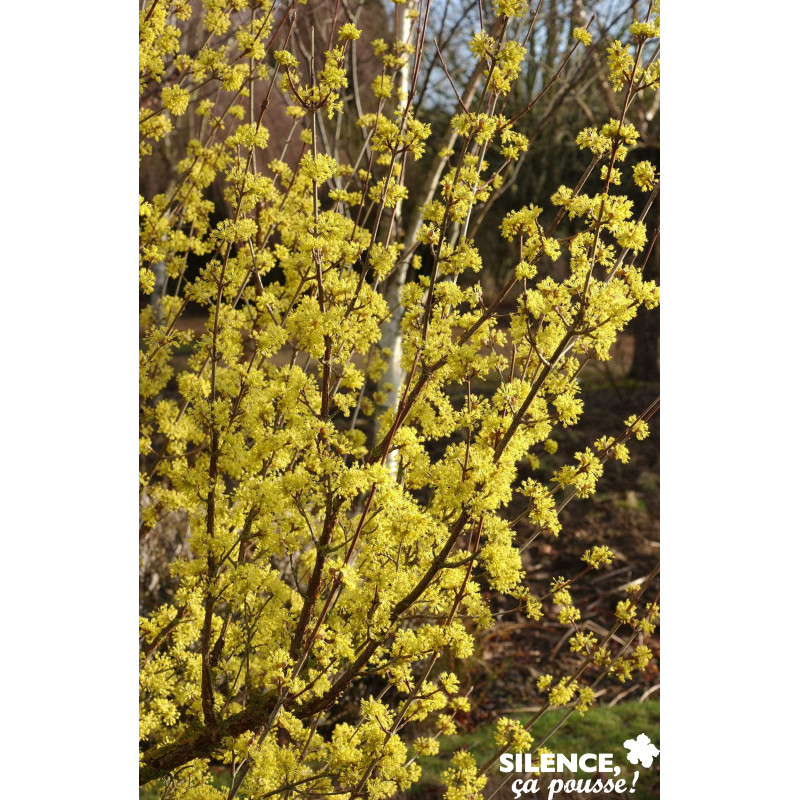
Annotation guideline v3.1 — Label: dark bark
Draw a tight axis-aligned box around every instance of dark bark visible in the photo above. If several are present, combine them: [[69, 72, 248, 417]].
[[628, 304, 659, 381], [139, 691, 276, 785], [627, 220, 660, 382]]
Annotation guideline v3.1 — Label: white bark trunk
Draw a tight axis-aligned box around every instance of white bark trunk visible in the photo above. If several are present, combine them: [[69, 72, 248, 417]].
[[376, 22, 484, 475], [376, 5, 413, 474]]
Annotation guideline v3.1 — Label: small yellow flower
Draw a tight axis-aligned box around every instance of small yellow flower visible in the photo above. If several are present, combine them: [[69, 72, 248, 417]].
[[573, 27, 593, 46]]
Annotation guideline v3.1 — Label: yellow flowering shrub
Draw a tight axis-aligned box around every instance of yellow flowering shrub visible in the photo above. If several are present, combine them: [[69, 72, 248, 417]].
[[140, 1, 660, 797]]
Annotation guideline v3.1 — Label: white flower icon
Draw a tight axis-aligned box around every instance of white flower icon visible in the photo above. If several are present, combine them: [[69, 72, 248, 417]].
[[623, 733, 660, 768]]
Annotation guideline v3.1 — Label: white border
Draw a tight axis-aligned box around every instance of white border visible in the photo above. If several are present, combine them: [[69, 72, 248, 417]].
[[662, 1, 800, 796], [1, 1, 798, 797], [1, 1, 135, 794]]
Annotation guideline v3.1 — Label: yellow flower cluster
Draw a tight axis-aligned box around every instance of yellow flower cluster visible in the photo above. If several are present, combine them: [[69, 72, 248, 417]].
[[573, 27, 593, 47], [139, 1, 661, 796]]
